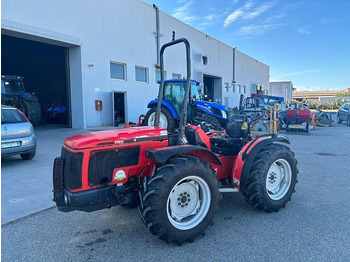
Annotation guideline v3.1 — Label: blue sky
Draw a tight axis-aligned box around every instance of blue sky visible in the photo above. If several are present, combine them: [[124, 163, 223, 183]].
[[144, 0, 350, 91]]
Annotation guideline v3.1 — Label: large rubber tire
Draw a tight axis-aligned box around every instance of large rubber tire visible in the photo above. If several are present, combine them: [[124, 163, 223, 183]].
[[243, 144, 298, 212], [20, 150, 36, 160], [347, 116, 350, 126], [337, 114, 342, 124], [143, 107, 176, 132], [22, 100, 41, 126], [138, 156, 221, 245]]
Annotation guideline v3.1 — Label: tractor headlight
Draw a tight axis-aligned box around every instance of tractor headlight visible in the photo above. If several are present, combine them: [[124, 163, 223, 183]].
[[221, 110, 227, 119]]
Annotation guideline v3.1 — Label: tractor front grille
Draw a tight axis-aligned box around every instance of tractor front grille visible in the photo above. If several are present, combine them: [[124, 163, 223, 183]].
[[61, 147, 84, 190], [88, 146, 140, 187]]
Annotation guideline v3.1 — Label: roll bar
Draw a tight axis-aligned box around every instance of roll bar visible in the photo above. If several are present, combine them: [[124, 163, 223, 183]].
[[155, 37, 191, 144]]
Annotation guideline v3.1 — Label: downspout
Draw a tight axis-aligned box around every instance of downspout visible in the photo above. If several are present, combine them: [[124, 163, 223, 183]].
[[153, 4, 160, 68], [232, 47, 236, 84]]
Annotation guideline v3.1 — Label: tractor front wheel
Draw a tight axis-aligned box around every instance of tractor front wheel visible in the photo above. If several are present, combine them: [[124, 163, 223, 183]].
[[138, 156, 221, 245], [243, 144, 298, 212], [143, 107, 176, 132]]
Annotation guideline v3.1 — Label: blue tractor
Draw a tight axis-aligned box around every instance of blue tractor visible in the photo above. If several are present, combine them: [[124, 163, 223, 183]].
[[1, 75, 41, 125], [143, 79, 229, 131]]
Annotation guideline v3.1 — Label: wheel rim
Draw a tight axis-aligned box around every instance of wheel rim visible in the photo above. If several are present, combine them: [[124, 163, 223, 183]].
[[166, 176, 211, 230], [265, 159, 292, 201], [147, 112, 168, 128]]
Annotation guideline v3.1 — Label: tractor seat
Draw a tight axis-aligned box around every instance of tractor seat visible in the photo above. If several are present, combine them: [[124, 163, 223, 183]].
[[226, 114, 248, 139]]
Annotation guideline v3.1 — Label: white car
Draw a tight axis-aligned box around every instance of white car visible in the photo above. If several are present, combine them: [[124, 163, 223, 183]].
[[1, 105, 37, 160]]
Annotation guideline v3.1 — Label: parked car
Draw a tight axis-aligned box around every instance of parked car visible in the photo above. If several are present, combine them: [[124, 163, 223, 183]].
[[337, 102, 350, 126], [1, 105, 37, 160]]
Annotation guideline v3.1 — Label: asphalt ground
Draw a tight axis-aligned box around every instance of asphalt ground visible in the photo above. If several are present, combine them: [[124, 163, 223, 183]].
[[2, 122, 350, 261], [1, 125, 90, 224]]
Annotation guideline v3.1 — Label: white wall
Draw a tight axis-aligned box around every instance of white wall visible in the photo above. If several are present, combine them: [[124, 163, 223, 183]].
[[2, 0, 270, 127], [269, 81, 294, 101], [235, 50, 270, 98]]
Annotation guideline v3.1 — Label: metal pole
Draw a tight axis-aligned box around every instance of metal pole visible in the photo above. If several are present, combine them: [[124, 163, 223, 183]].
[[154, 38, 191, 145]]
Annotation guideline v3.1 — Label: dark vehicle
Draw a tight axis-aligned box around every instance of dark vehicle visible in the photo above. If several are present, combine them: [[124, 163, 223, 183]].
[[1, 75, 41, 125], [53, 38, 298, 245], [1, 105, 37, 160], [144, 79, 229, 131], [337, 102, 350, 126], [42, 104, 68, 123]]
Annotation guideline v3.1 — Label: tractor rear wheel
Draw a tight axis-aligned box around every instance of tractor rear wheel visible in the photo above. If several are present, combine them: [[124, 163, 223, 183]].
[[22, 100, 41, 126], [138, 156, 221, 245], [243, 144, 298, 212], [143, 107, 176, 132]]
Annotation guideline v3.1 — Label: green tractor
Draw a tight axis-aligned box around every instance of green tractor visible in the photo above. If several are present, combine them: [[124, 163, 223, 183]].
[[1, 75, 41, 125]]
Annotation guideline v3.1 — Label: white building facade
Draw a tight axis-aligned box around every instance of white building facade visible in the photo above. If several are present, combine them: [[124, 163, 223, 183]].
[[269, 81, 295, 101], [2, 0, 269, 128]]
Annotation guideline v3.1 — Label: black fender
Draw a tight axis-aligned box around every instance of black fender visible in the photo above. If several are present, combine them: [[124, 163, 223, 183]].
[[146, 145, 223, 166], [239, 135, 290, 192]]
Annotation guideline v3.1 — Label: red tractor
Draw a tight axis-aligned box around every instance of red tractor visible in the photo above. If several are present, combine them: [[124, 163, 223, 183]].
[[53, 38, 298, 245]]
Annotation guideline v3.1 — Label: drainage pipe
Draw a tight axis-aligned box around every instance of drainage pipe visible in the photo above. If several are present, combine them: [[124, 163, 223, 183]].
[[153, 4, 160, 68]]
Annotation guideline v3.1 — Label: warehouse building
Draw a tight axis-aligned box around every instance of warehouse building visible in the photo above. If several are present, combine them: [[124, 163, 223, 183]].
[[1, 0, 269, 128], [269, 81, 295, 101]]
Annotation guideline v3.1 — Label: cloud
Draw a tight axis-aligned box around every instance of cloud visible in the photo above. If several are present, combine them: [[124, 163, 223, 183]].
[[274, 69, 325, 79], [173, 0, 198, 24], [224, 9, 245, 27], [237, 24, 274, 36], [294, 85, 322, 92], [244, 2, 274, 20], [295, 27, 311, 34], [223, 1, 275, 28]]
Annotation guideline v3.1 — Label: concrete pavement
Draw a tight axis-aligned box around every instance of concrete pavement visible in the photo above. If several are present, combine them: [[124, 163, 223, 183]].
[[1, 125, 90, 224], [2, 122, 350, 261]]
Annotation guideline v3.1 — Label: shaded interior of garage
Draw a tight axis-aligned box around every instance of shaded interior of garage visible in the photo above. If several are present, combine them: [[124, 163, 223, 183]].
[[1, 34, 70, 126]]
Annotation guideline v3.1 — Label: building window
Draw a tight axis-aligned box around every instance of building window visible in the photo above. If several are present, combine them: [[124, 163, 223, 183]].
[[135, 66, 148, 83], [172, 73, 181, 79], [156, 70, 167, 82], [202, 56, 208, 65], [110, 62, 126, 80], [224, 82, 230, 92], [238, 85, 242, 93], [243, 85, 246, 93]]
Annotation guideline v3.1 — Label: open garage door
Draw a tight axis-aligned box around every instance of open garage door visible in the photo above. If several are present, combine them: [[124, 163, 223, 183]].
[[1, 35, 71, 127]]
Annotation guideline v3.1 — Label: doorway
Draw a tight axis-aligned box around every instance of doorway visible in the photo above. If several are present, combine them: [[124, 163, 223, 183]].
[[1, 34, 71, 126], [113, 92, 126, 126], [203, 75, 222, 103]]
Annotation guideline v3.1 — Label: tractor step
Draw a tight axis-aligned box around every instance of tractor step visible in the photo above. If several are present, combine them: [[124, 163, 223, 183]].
[[219, 187, 239, 193]]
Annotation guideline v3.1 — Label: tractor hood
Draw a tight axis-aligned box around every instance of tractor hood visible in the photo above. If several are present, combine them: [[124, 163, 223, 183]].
[[63, 126, 168, 149], [193, 101, 228, 119]]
